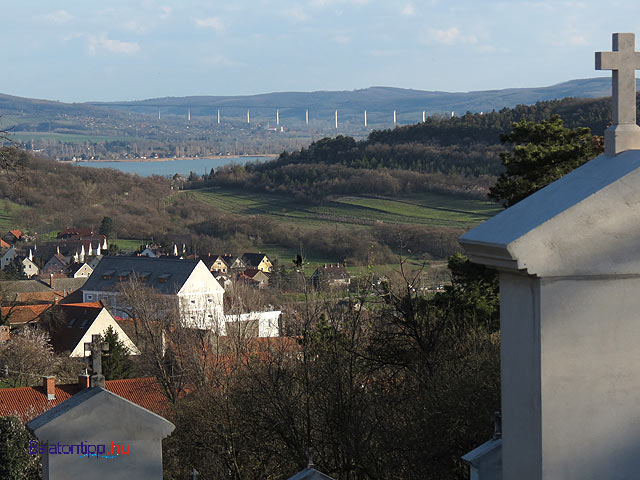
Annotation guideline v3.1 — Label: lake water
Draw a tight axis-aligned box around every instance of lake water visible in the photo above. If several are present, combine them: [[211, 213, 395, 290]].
[[74, 155, 270, 177]]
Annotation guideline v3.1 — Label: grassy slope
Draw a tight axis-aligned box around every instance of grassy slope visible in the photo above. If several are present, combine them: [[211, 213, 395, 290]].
[[190, 188, 499, 230], [189, 187, 500, 270]]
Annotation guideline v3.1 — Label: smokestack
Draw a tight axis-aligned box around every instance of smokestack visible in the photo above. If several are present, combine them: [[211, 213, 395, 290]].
[[247, 109, 250, 124], [43, 376, 55, 400], [217, 109, 221, 124], [276, 109, 280, 125], [306, 109, 309, 124], [188, 109, 191, 122], [393, 110, 397, 126], [364, 110, 367, 127], [78, 373, 90, 390], [423, 111, 426, 123], [335, 110, 338, 129]]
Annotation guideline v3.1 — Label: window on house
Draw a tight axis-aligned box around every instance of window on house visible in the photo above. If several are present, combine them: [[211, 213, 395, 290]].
[[158, 273, 172, 283], [190, 300, 195, 304], [207, 298, 212, 303], [118, 271, 131, 281], [67, 318, 76, 328], [86, 294, 93, 300], [138, 271, 151, 281], [102, 269, 115, 280], [79, 319, 89, 329]]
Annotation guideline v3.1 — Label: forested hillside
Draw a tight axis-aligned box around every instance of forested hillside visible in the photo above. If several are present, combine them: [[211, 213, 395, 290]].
[[197, 95, 613, 201]]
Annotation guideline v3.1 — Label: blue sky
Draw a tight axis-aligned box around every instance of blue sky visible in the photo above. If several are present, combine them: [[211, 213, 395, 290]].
[[3, 0, 640, 102]]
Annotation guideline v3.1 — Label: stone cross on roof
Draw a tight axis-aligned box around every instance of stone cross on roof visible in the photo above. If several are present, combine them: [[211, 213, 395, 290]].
[[596, 32, 640, 155], [84, 333, 108, 388]]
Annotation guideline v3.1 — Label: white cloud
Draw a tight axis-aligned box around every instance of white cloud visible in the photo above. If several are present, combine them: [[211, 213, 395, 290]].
[[310, 0, 370, 6], [204, 55, 245, 68], [283, 6, 309, 22], [43, 10, 73, 24], [424, 27, 477, 46], [159, 6, 172, 19], [369, 48, 404, 57], [333, 35, 351, 44], [568, 34, 588, 46], [475, 44, 497, 53], [194, 17, 225, 33], [401, 4, 415, 16], [87, 34, 140, 56]]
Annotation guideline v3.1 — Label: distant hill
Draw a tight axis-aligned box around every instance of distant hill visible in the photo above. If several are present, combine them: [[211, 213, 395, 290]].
[[0, 77, 623, 128], [87, 78, 622, 123]]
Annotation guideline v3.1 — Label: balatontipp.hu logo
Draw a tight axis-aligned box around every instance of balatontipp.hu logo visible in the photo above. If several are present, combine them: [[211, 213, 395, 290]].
[[29, 441, 131, 459]]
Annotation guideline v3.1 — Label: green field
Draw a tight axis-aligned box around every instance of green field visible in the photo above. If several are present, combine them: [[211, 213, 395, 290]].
[[190, 188, 500, 230], [0, 200, 30, 233]]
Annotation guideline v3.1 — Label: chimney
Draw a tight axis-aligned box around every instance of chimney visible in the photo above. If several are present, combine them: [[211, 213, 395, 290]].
[[49, 273, 54, 289], [78, 373, 90, 390], [43, 376, 55, 400]]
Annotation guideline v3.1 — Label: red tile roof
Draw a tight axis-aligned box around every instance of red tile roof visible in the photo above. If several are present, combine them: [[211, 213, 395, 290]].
[[0, 377, 169, 422], [0, 239, 10, 249], [0, 304, 51, 325], [9, 229, 22, 239]]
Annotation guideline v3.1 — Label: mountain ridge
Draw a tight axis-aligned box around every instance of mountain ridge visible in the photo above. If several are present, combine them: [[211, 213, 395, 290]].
[[0, 77, 625, 123]]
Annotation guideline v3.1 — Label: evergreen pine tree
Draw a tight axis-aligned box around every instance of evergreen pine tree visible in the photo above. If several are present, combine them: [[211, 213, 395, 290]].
[[100, 326, 132, 380]]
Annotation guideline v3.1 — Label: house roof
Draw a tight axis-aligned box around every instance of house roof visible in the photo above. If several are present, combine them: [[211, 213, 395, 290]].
[[45, 304, 134, 356], [241, 253, 270, 267], [0, 277, 86, 294], [0, 239, 10, 248], [243, 268, 267, 279], [68, 262, 93, 276], [46, 253, 70, 267], [57, 227, 94, 239], [46, 304, 104, 353], [288, 467, 337, 480], [82, 256, 210, 295], [0, 304, 51, 325], [197, 254, 225, 269], [312, 264, 350, 280], [8, 229, 22, 238], [220, 254, 244, 268], [0, 377, 170, 423]]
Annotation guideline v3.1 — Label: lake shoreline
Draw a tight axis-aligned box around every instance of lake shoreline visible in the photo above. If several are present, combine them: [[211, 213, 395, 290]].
[[66, 153, 279, 164]]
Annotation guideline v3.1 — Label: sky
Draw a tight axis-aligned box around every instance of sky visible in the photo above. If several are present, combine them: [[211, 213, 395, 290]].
[[3, 0, 640, 102]]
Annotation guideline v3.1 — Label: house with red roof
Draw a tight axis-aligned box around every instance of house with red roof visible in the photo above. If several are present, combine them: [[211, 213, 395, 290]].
[[0, 375, 169, 422], [3, 229, 23, 245]]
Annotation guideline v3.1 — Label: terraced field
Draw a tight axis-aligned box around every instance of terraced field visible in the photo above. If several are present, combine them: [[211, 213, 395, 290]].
[[190, 188, 500, 230]]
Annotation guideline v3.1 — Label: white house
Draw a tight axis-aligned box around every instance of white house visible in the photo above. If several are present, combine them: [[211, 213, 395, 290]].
[[47, 304, 139, 357], [81, 256, 225, 330], [224, 310, 281, 338], [0, 246, 16, 269]]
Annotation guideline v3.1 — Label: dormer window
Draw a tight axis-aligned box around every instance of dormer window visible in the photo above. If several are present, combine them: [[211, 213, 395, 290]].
[[138, 271, 151, 281], [102, 269, 115, 280], [118, 271, 131, 281], [158, 273, 171, 283]]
